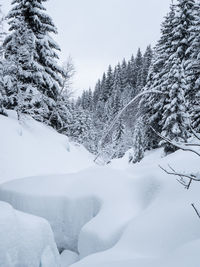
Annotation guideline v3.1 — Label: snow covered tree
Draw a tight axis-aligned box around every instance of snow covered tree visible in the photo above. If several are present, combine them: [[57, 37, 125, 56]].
[[4, 16, 46, 121], [112, 119, 127, 158], [185, 1, 200, 131], [103, 65, 113, 102], [134, 48, 143, 94], [160, 57, 188, 153], [139, 0, 194, 152], [67, 106, 96, 153], [139, 4, 176, 149], [140, 45, 153, 88], [159, 0, 195, 152], [0, 5, 7, 116], [130, 118, 145, 163], [4, 0, 64, 124]]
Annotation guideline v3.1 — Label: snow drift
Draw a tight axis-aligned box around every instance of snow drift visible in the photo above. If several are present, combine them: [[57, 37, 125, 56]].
[[0, 111, 94, 184], [1, 148, 200, 267], [0, 201, 60, 267], [0, 168, 145, 257]]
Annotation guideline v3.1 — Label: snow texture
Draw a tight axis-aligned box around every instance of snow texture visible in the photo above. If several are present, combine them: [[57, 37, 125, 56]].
[[0, 201, 60, 267], [0, 111, 94, 184], [60, 250, 79, 267]]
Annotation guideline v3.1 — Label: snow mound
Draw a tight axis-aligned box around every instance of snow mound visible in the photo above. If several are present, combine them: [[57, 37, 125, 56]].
[[0, 111, 94, 183], [71, 149, 200, 267], [0, 201, 60, 267], [0, 167, 160, 258], [61, 250, 79, 267]]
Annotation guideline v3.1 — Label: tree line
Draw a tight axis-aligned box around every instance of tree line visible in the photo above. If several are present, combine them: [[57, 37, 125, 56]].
[[77, 0, 200, 163]]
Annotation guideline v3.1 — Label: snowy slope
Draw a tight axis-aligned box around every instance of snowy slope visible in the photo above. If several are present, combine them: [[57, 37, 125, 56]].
[[0, 111, 94, 183], [1, 111, 200, 267]]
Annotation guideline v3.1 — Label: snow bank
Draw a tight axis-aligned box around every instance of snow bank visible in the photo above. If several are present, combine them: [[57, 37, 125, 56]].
[[0, 111, 94, 183], [71, 149, 200, 267], [0, 167, 157, 258], [1, 148, 200, 266], [0, 201, 60, 267]]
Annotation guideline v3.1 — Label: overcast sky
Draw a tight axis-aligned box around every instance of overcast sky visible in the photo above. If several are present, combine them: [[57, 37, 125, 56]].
[[2, 0, 172, 95]]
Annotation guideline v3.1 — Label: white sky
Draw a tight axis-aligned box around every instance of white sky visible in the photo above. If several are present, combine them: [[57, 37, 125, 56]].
[[2, 0, 172, 95]]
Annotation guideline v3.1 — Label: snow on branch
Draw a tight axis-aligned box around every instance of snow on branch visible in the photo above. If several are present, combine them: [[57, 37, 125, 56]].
[[150, 126, 200, 157], [159, 164, 200, 190]]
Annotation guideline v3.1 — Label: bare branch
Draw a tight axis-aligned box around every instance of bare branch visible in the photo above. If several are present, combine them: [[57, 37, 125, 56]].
[[150, 126, 200, 157], [184, 143, 200, 147], [191, 203, 200, 219], [159, 164, 200, 189], [189, 125, 200, 142]]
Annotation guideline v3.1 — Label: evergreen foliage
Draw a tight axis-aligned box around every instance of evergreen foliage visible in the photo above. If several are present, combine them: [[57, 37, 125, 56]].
[[3, 0, 65, 125]]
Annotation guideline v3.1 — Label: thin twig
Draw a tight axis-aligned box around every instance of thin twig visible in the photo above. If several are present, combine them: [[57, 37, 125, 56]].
[[191, 203, 200, 219], [189, 124, 200, 142], [159, 164, 200, 190], [151, 126, 200, 157]]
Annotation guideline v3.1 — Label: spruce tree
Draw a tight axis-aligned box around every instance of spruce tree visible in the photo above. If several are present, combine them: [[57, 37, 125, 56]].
[[4, 0, 64, 124], [140, 45, 153, 88], [139, 3, 176, 150], [161, 57, 188, 153], [112, 119, 126, 158], [3, 17, 44, 120], [130, 118, 145, 163], [160, 0, 195, 152], [0, 5, 7, 116], [185, 1, 200, 131]]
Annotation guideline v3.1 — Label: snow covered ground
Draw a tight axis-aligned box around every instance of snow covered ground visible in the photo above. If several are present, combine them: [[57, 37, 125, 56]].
[[0, 111, 94, 184], [0, 112, 200, 267]]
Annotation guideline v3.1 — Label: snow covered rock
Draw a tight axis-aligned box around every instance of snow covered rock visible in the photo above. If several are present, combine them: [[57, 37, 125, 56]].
[[0, 201, 60, 267]]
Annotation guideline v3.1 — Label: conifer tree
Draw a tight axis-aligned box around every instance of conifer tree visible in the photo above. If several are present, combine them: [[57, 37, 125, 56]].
[[140, 45, 153, 88], [130, 118, 145, 163], [103, 65, 113, 101], [134, 48, 143, 94], [4, 0, 64, 124], [159, 0, 194, 152], [161, 57, 188, 153], [112, 119, 126, 158], [0, 5, 7, 116], [3, 17, 44, 120], [185, 1, 200, 131], [139, 3, 176, 150]]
